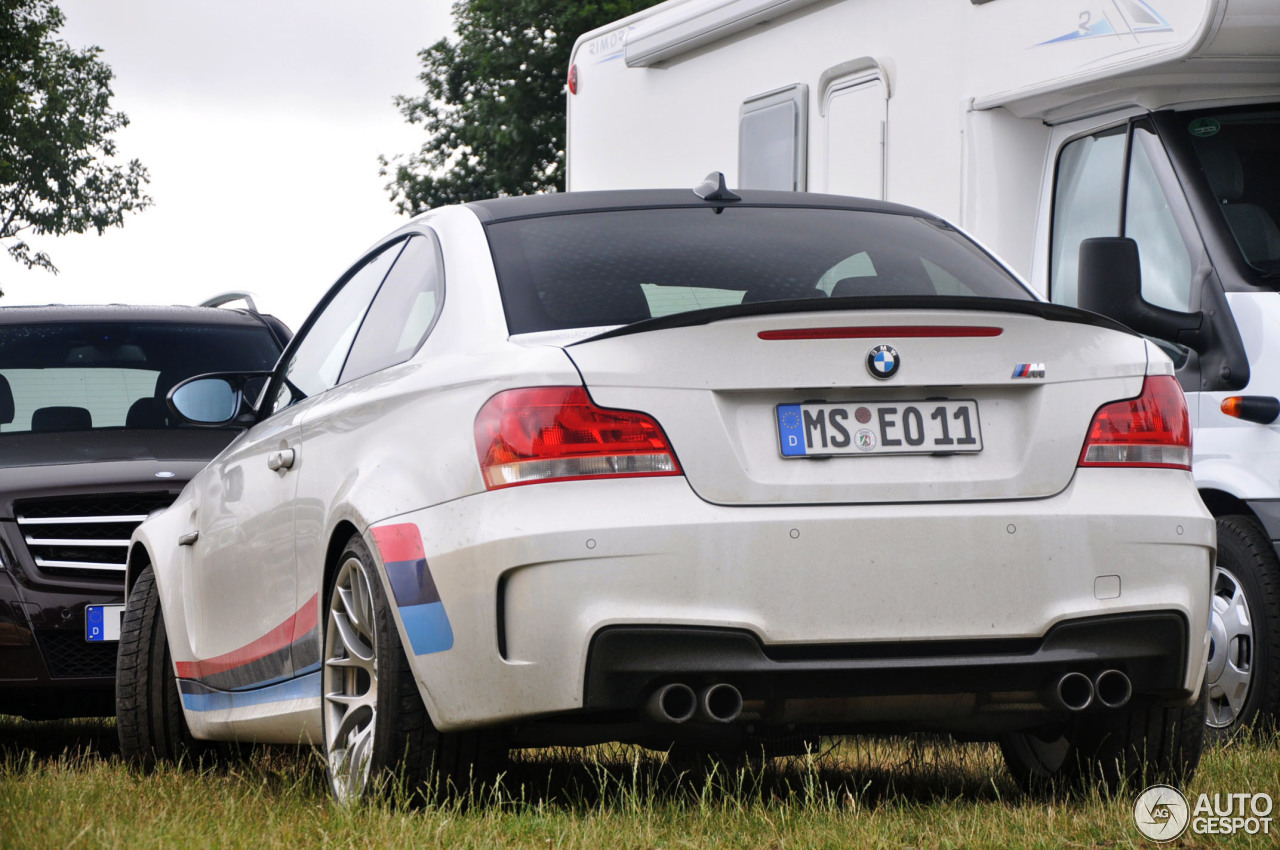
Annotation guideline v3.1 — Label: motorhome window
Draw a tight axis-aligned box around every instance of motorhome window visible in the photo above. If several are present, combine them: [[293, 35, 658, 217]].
[[1126, 127, 1194, 312], [1049, 128, 1125, 307], [487, 207, 1031, 334], [1182, 109, 1280, 276], [824, 77, 886, 199], [739, 85, 808, 191]]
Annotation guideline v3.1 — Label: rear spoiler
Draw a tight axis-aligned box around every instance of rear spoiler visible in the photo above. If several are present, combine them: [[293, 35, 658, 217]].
[[576, 295, 1137, 345]]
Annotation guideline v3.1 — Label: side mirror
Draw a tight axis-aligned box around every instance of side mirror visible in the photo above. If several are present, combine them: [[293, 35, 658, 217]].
[[1077, 237, 1204, 347], [169, 377, 240, 425], [167, 372, 270, 426]]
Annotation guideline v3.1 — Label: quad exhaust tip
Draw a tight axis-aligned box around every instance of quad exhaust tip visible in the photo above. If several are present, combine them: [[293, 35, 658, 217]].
[[646, 683, 697, 724], [1093, 669, 1133, 709], [645, 682, 743, 724], [697, 683, 743, 724], [1044, 670, 1133, 712], [1054, 671, 1095, 712]]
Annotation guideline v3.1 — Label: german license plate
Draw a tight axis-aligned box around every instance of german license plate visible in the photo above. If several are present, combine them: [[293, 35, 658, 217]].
[[85, 604, 125, 642], [777, 400, 982, 457]]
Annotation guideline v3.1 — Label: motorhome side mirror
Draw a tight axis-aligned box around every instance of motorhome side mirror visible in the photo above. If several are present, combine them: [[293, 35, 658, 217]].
[[1077, 237, 1203, 345], [168, 376, 242, 426]]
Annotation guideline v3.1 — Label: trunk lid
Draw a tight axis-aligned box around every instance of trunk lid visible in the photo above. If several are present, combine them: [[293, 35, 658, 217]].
[[559, 306, 1149, 505]]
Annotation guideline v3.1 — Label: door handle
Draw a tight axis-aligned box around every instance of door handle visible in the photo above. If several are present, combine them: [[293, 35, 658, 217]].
[[178, 531, 199, 546], [267, 448, 296, 471]]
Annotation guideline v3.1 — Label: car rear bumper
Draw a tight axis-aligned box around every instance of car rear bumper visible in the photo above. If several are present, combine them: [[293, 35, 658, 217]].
[[376, 468, 1213, 732], [582, 613, 1189, 733]]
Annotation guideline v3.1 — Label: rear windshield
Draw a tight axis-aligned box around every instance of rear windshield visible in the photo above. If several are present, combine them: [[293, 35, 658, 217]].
[[486, 206, 1031, 334], [0, 322, 282, 435]]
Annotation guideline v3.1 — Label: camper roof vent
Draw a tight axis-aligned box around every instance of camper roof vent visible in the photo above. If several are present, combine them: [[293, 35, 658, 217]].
[[693, 172, 741, 203]]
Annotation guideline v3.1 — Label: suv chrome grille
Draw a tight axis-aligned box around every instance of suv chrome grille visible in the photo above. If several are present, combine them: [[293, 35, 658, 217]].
[[15, 494, 176, 578]]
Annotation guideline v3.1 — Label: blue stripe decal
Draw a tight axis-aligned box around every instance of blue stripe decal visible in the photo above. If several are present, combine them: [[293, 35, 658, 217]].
[[400, 601, 454, 655], [179, 671, 320, 713]]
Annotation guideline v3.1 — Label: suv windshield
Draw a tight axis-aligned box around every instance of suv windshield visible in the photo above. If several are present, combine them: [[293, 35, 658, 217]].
[[486, 206, 1031, 334], [0, 322, 281, 436], [1180, 108, 1280, 277]]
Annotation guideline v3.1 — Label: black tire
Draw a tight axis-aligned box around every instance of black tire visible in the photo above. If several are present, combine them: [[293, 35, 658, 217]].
[[322, 533, 504, 804], [1000, 692, 1206, 796], [1205, 516, 1280, 740], [116, 565, 200, 767]]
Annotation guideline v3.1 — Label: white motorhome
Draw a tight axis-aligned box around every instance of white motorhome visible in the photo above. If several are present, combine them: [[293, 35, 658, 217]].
[[567, 0, 1280, 736]]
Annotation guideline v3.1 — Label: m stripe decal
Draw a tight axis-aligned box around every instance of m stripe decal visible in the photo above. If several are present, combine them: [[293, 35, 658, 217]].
[[174, 595, 318, 682], [370, 522, 424, 563], [385, 558, 442, 607], [371, 523, 453, 656], [179, 671, 320, 712]]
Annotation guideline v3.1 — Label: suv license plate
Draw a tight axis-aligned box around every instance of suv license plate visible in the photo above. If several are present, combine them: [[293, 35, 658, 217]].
[[86, 604, 125, 642], [777, 400, 982, 457]]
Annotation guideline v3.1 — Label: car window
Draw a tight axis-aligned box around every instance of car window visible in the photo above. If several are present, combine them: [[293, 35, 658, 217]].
[[0, 323, 282, 438], [816, 252, 877, 292], [272, 240, 405, 412], [340, 233, 445, 384], [486, 206, 1029, 334], [640, 284, 744, 317]]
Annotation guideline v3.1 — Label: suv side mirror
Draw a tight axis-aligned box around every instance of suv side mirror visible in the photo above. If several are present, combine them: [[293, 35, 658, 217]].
[[168, 372, 270, 426], [1076, 237, 1204, 347]]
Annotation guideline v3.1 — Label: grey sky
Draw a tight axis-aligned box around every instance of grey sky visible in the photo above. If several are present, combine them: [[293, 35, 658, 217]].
[[3, 0, 453, 331]]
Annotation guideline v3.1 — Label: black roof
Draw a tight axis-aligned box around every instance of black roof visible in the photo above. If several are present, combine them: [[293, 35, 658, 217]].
[[465, 186, 935, 224], [0, 304, 272, 327]]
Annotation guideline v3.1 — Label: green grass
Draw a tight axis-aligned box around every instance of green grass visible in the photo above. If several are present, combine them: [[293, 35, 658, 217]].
[[1, 717, 1278, 849]]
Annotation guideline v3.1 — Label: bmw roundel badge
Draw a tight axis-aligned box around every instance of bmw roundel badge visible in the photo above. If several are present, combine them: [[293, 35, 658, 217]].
[[867, 344, 899, 379]]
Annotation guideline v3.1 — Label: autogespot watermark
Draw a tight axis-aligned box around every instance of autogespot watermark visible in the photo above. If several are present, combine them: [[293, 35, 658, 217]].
[[1134, 784, 1274, 842]]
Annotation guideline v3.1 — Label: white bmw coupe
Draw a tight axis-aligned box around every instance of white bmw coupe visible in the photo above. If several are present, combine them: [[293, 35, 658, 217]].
[[117, 178, 1213, 802]]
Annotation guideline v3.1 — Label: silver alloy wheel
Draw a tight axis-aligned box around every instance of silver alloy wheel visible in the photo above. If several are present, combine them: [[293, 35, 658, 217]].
[[324, 554, 379, 803], [1206, 566, 1254, 729]]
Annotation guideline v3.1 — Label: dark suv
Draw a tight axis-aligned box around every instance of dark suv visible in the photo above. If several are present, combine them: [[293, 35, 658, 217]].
[[0, 302, 288, 719]]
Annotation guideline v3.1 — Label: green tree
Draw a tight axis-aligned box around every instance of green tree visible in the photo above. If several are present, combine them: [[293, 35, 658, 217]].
[[0, 0, 150, 282], [383, 0, 660, 213]]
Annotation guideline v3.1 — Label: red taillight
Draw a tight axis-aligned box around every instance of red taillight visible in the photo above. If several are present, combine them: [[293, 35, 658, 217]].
[[1078, 375, 1191, 469], [567, 63, 578, 95], [474, 387, 681, 489]]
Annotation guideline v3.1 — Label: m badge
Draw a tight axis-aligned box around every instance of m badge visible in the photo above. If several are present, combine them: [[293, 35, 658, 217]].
[[1012, 363, 1046, 379]]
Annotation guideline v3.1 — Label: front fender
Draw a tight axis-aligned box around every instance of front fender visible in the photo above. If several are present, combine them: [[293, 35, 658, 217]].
[[126, 496, 199, 667]]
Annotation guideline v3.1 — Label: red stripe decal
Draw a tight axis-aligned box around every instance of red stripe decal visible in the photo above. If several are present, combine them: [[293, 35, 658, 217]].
[[758, 326, 1003, 340], [371, 523, 425, 563], [175, 594, 318, 679]]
